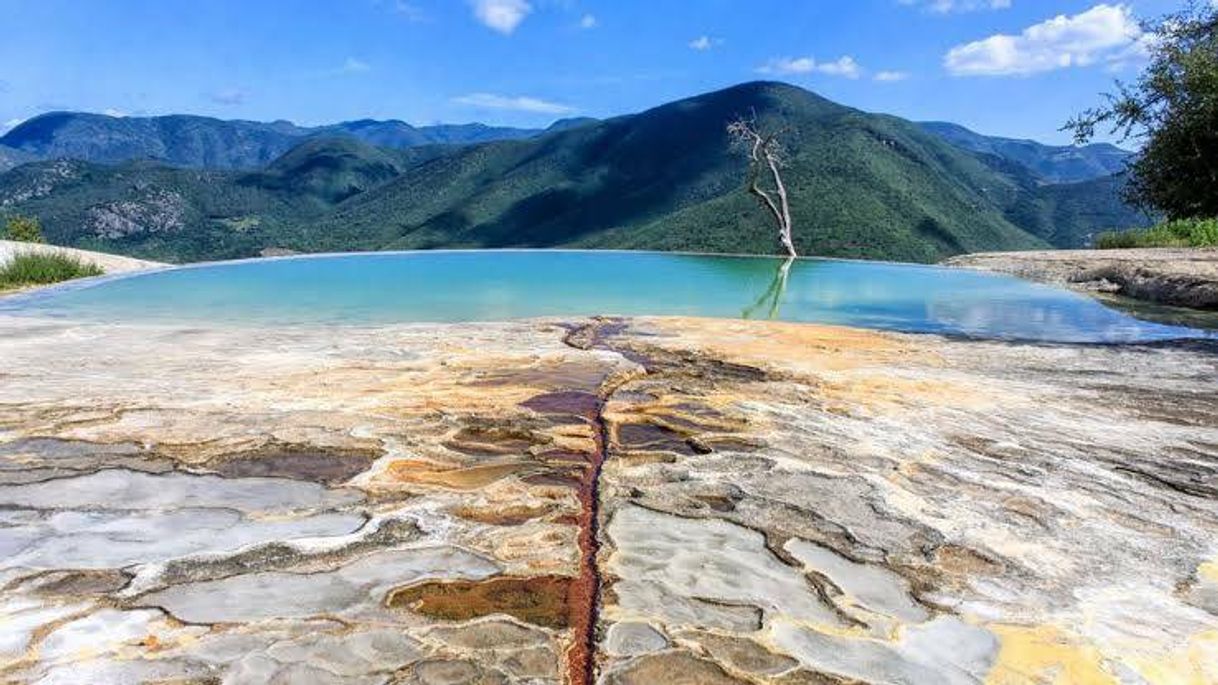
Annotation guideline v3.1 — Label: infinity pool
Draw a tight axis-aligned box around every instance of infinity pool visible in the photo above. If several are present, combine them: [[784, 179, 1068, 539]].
[[1, 250, 1210, 343]]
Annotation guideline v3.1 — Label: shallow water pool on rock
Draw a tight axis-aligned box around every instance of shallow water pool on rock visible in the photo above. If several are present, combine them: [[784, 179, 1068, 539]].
[[2, 250, 1211, 343]]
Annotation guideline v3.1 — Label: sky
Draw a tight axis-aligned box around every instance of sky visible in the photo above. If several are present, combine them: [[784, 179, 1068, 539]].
[[0, 0, 1191, 145]]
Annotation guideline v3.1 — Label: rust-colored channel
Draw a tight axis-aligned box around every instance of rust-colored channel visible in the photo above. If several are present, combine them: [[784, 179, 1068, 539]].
[[564, 391, 610, 685], [547, 320, 637, 685], [522, 385, 612, 685]]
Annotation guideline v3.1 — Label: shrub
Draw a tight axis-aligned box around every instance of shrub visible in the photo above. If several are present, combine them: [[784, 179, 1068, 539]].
[[1095, 217, 1218, 249], [3, 216, 45, 243], [0, 252, 104, 287]]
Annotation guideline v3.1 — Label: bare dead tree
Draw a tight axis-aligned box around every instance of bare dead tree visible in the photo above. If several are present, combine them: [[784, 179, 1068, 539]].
[[727, 116, 797, 258]]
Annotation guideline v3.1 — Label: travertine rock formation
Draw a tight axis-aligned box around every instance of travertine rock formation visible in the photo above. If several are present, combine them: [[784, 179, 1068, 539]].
[[945, 248, 1218, 310], [0, 314, 1214, 684]]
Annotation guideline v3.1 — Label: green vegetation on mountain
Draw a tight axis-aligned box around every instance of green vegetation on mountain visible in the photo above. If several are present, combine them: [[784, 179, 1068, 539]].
[[0, 159, 292, 261], [0, 82, 1151, 263], [1003, 175, 1153, 248], [253, 137, 440, 205], [272, 82, 1055, 263], [0, 113, 305, 169], [0, 112, 544, 170], [919, 121, 1131, 184], [0, 145, 36, 172]]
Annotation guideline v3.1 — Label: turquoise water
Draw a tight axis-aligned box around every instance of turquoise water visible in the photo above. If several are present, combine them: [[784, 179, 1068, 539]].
[[1, 250, 1210, 343]]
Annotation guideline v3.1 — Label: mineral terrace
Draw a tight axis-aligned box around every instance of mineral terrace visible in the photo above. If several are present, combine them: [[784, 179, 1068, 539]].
[[0, 314, 1215, 684]]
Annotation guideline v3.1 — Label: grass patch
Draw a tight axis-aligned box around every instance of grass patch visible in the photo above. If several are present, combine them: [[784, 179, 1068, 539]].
[[0, 251, 104, 289], [1096, 217, 1218, 249]]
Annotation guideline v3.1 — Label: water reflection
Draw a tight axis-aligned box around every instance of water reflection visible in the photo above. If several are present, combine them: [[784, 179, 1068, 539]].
[[1092, 293, 1218, 331], [925, 297, 1154, 342], [742, 257, 793, 320]]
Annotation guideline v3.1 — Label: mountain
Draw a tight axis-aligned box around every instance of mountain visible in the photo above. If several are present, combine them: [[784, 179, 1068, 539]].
[[313, 120, 431, 149], [919, 121, 1132, 184], [922, 131, 1150, 248], [415, 123, 540, 145], [1, 107, 1131, 185], [0, 113, 546, 170], [0, 138, 450, 261], [251, 137, 433, 205], [0, 82, 1150, 263], [296, 82, 1052, 262], [1008, 175, 1153, 248], [0, 112, 306, 169], [544, 117, 599, 133], [0, 145, 36, 172]]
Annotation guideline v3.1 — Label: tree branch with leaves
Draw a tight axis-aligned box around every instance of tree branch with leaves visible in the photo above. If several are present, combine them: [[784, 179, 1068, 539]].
[[727, 116, 798, 257], [1066, 1, 1218, 219]]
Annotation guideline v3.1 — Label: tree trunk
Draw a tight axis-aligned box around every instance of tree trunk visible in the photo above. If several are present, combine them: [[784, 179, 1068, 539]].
[[765, 154, 796, 258], [729, 119, 798, 258]]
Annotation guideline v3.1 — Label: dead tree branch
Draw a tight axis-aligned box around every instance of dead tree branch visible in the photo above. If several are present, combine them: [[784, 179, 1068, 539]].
[[727, 116, 797, 257]]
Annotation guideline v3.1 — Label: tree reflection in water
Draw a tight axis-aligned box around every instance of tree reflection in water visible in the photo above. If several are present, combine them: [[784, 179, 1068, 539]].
[[743, 256, 794, 320]]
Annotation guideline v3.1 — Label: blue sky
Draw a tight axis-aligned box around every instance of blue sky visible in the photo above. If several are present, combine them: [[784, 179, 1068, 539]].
[[0, 0, 1184, 144]]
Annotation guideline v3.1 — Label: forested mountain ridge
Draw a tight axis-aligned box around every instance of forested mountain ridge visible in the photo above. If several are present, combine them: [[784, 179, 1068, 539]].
[[918, 121, 1133, 184], [0, 82, 1149, 262], [0, 112, 547, 169], [0, 144, 36, 172]]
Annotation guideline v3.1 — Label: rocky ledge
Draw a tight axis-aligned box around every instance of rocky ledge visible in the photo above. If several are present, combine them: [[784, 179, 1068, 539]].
[[945, 248, 1218, 310], [0, 315, 1214, 684]]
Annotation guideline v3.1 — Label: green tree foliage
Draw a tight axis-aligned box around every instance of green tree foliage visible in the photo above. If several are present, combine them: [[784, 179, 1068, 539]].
[[1067, 2, 1218, 219], [3, 215, 44, 243]]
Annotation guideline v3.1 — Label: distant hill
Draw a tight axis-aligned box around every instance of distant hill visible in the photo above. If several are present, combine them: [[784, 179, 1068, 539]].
[[1, 108, 1133, 186], [1007, 175, 1154, 248], [0, 112, 546, 169], [252, 137, 434, 205], [0, 112, 307, 169], [919, 121, 1132, 184], [544, 117, 599, 133], [410, 123, 540, 145], [0, 82, 1150, 263], [311, 120, 432, 149]]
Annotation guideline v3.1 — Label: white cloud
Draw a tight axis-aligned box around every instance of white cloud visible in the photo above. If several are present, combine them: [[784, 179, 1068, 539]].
[[579, 14, 597, 29], [688, 35, 722, 51], [208, 88, 247, 105], [312, 58, 371, 78], [453, 92, 576, 114], [340, 57, 371, 73], [756, 56, 862, 79], [899, 0, 1011, 13], [2, 118, 23, 133], [757, 57, 816, 75], [874, 70, 911, 82], [392, 1, 426, 21], [471, 0, 533, 35], [945, 3, 1144, 76], [103, 108, 128, 118], [817, 56, 862, 78]]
